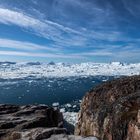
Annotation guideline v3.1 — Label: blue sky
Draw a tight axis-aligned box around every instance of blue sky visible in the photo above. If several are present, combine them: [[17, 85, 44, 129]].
[[0, 0, 140, 63]]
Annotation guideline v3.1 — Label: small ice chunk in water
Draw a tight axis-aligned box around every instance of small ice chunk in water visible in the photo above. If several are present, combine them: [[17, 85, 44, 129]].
[[66, 104, 72, 108], [18, 96, 22, 99], [52, 102, 59, 107], [60, 108, 65, 113], [73, 105, 77, 108], [79, 100, 82, 103]]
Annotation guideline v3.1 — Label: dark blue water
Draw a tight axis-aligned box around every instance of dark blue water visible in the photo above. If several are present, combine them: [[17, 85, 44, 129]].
[[0, 76, 115, 105]]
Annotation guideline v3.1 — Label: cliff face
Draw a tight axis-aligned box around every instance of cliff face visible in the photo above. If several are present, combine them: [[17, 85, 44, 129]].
[[75, 76, 140, 140]]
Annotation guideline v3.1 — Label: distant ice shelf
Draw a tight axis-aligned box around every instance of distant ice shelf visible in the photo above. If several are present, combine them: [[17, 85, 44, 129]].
[[0, 62, 140, 79]]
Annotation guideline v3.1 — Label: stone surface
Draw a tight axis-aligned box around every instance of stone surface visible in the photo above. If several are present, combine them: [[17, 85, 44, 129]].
[[0, 104, 63, 139], [3, 128, 67, 140], [47, 134, 98, 140], [75, 75, 140, 140]]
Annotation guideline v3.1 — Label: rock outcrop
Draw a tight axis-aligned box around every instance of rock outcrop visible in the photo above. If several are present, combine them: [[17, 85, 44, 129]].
[[0, 104, 98, 140], [0, 104, 65, 140], [75, 75, 140, 140]]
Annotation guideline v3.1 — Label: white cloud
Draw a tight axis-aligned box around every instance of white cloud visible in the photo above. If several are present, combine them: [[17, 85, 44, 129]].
[[122, 0, 140, 17], [78, 51, 112, 56], [0, 38, 58, 52], [0, 50, 83, 59], [0, 8, 83, 46], [0, 7, 126, 48], [0, 6, 139, 62], [0, 8, 40, 27]]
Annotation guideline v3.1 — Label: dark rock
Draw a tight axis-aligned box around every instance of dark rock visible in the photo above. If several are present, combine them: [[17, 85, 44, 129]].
[[0, 122, 16, 129], [75, 75, 140, 140], [0, 104, 19, 115], [0, 104, 63, 139], [0, 130, 7, 137]]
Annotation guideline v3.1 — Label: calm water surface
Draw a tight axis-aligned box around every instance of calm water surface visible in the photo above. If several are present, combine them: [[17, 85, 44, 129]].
[[0, 76, 115, 105]]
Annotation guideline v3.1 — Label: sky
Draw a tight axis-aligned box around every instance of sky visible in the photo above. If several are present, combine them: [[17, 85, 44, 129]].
[[0, 0, 140, 63]]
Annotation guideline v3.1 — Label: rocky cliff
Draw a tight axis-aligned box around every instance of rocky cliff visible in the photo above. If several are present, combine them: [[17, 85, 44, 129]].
[[75, 75, 140, 140]]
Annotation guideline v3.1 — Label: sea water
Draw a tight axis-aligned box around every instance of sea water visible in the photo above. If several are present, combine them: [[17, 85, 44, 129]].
[[0, 76, 114, 106]]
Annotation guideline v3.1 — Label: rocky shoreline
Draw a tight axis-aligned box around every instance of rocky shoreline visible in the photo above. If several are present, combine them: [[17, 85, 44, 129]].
[[0, 75, 140, 140]]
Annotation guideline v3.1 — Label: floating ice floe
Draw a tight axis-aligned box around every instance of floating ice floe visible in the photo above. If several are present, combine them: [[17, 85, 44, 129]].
[[65, 103, 72, 108], [0, 62, 140, 79], [60, 108, 65, 113], [52, 102, 59, 107]]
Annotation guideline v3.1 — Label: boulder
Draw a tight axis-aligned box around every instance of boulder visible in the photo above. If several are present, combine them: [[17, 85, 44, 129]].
[[75, 76, 140, 140], [0, 104, 63, 139]]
